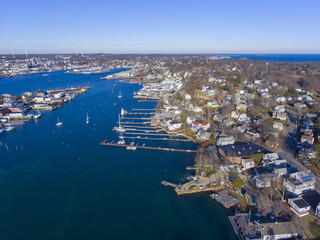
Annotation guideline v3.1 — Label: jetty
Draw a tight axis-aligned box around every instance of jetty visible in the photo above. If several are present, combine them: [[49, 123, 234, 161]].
[[100, 140, 196, 153], [161, 181, 178, 188]]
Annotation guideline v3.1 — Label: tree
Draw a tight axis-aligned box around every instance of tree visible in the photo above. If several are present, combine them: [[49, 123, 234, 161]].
[[210, 134, 216, 144], [232, 177, 244, 189], [180, 110, 187, 123], [250, 153, 264, 164]]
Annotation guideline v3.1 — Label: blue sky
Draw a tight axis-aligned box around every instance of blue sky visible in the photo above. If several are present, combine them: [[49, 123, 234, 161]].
[[1, 0, 319, 54]]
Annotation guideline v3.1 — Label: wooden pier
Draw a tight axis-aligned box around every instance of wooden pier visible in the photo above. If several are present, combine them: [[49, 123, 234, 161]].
[[122, 136, 192, 142], [161, 181, 178, 188], [100, 140, 196, 153], [125, 132, 177, 137], [118, 122, 150, 125], [121, 117, 151, 120], [132, 108, 156, 111], [125, 112, 155, 115], [122, 125, 159, 129]]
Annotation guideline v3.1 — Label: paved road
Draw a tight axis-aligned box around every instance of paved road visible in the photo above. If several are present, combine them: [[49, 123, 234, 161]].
[[283, 108, 320, 193]]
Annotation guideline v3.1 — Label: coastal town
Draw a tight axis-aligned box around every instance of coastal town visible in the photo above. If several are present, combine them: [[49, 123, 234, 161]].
[[103, 55, 320, 239], [1, 54, 320, 239]]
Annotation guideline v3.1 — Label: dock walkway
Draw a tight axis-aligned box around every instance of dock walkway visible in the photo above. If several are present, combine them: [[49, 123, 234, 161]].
[[100, 140, 196, 153]]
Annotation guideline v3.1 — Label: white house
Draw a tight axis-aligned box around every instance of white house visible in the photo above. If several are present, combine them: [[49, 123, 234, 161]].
[[216, 134, 235, 146], [284, 170, 316, 196], [288, 197, 311, 217], [168, 121, 182, 131], [242, 158, 255, 170]]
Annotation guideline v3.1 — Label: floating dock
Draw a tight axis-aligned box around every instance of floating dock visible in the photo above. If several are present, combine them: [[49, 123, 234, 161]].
[[125, 132, 177, 137], [100, 140, 196, 153]]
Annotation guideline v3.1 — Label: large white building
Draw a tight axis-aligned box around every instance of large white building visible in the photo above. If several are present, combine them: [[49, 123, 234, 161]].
[[283, 170, 315, 196]]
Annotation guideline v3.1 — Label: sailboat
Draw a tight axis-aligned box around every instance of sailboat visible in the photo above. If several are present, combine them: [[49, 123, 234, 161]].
[[111, 88, 114, 94], [86, 112, 89, 124], [113, 114, 126, 132], [118, 91, 122, 98], [56, 117, 63, 126]]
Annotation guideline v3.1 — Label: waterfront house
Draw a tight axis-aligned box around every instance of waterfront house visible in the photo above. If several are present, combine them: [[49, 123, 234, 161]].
[[219, 142, 268, 165], [168, 121, 182, 131], [192, 120, 210, 131], [242, 158, 255, 170], [196, 130, 213, 142], [253, 173, 276, 188], [288, 197, 311, 217], [283, 170, 315, 196], [216, 133, 235, 146]]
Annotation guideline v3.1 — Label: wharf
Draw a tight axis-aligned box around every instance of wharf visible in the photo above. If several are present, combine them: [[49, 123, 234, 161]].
[[132, 108, 156, 111], [118, 122, 150, 125], [133, 96, 160, 100], [124, 129, 164, 133], [122, 136, 192, 142], [138, 100, 158, 103], [121, 117, 151, 120], [100, 140, 196, 153], [210, 189, 239, 208], [161, 181, 178, 188], [125, 132, 177, 137], [125, 112, 155, 115], [122, 125, 159, 129], [175, 185, 224, 195]]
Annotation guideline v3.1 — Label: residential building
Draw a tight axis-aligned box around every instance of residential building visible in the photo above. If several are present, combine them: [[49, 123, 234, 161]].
[[288, 197, 311, 217]]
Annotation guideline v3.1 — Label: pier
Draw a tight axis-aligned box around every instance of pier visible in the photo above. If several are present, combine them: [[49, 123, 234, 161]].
[[121, 117, 151, 120], [132, 108, 156, 111], [100, 140, 196, 153], [117, 122, 150, 125], [122, 136, 192, 142], [122, 125, 159, 129], [124, 112, 155, 115], [161, 181, 178, 188], [125, 132, 177, 137]]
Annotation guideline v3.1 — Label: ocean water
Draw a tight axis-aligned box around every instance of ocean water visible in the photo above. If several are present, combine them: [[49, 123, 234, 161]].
[[228, 54, 320, 62], [0, 71, 236, 240]]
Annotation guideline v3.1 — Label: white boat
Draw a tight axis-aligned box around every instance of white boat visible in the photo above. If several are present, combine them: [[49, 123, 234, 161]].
[[86, 112, 89, 124], [56, 117, 63, 126], [113, 114, 126, 132], [4, 124, 15, 132], [118, 91, 122, 98], [34, 112, 42, 119], [117, 140, 126, 145], [126, 141, 137, 150], [121, 108, 127, 116]]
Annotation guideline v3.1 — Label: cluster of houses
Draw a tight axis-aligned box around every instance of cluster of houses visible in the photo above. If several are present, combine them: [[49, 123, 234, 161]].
[[297, 112, 318, 159], [0, 87, 89, 132]]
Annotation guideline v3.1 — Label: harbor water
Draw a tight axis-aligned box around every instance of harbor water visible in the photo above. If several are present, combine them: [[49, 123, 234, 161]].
[[0, 71, 236, 240]]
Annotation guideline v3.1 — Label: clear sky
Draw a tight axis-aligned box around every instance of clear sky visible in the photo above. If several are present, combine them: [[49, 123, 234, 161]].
[[1, 0, 320, 54]]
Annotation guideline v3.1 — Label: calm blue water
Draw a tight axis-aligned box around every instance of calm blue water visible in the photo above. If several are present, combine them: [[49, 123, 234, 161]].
[[228, 54, 320, 62], [0, 71, 236, 240]]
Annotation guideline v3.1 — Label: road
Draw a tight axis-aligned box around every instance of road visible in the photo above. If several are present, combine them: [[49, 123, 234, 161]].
[[283, 108, 320, 193]]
